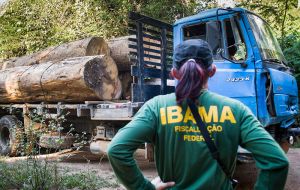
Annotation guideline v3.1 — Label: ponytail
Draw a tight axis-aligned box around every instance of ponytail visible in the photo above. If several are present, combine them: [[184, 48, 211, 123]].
[[175, 59, 207, 105]]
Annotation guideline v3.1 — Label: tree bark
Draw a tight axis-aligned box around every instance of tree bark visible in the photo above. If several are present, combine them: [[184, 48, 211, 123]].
[[119, 71, 132, 100], [108, 35, 162, 71], [280, 0, 289, 45], [107, 36, 133, 71], [1, 35, 160, 72], [1, 37, 110, 70], [0, 55, 121, 103]]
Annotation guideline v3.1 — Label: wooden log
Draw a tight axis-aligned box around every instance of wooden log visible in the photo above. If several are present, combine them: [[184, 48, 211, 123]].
[[107, 36, 133, 71], [1, 37, 110, 70], [108, 35, 163, 71], [2, 36, 133, 71], [0, 55, 121, 103], [1, 35, 163, 72], [119, 71, 132, 100]]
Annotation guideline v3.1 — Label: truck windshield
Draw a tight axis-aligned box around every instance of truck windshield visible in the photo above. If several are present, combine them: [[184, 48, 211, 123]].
[[248, 14, 286, 63]]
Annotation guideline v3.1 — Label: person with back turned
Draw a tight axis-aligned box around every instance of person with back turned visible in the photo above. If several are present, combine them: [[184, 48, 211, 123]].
[[107, 39, 289, 190]]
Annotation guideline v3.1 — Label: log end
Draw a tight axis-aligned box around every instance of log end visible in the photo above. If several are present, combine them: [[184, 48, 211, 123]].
[[83, 55, 122, 100], [86, 37, 110, 57]]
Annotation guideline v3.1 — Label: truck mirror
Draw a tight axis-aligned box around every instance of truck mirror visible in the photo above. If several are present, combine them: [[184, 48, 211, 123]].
[[218, 45, 248, 68], [206, 21, 221, 55]]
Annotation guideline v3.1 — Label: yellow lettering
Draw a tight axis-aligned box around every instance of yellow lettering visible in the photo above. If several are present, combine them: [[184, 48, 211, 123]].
[[207, 125, 212, 133], [183, 135, 189, 141], [220, 106, 236, 123], [199, 106, 218, 123], [167, 106, 183, 124], [183, 135, 204, 142], [199, 135, 204, 141], [207, 125, 223, 133], [189, 126, 199, 132], [183, 107, 196, 124], [181, 126, 187, 132], [160, 108, 167, 125], [174, 126, 200, 133]]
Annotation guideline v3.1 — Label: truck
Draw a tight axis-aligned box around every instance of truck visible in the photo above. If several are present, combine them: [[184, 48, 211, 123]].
[[0, 7, 298, 166]]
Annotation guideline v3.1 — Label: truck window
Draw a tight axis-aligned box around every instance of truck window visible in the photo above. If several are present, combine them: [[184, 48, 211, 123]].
[[183, 22, 222, 60], [224, 18, 246, 61], [183, 23, 206, 41], [182, 19, 246, 61]]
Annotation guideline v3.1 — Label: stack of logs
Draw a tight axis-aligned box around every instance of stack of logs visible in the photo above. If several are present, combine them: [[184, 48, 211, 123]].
[[0, 36, 134, 103]]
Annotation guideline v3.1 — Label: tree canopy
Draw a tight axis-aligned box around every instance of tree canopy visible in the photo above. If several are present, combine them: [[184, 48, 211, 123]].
[[0, 0, 199, 58], [0, 0, 299, 70]]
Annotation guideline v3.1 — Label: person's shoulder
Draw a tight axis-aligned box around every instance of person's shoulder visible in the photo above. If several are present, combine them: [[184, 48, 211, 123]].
[[142, 93, 176, 108], [150, 93, 176, 103], [205, 90, 245, 109]]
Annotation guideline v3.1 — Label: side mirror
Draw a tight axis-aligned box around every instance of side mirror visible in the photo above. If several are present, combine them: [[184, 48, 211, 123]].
[[206, 21, 221, 55], [217, 47, 248, 68]]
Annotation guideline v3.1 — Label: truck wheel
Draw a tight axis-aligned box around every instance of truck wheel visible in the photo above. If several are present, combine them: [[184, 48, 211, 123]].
[[280, 141, 290, 153], [0, 115, 23, 156], [234, 162, 258, 190], [39, 134, 76, 149], [288, 136, 295, 146]]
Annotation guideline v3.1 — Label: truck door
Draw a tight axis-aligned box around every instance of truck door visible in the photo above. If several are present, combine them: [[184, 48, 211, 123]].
[[247, 13, 298, 127], [179, 15, 257, 115]]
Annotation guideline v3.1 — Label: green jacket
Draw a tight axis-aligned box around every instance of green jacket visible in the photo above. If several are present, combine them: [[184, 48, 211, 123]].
[[108, 90, 289, 190]]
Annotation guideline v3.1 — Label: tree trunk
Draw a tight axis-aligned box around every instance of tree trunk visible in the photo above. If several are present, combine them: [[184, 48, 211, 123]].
[[0, 55, 121, 103], [108, 35, 162, 71], [119, 71, 132, 100], [1, 37, 110, 70], [107, 36, 133, 71], [1, 35, 159, 72]]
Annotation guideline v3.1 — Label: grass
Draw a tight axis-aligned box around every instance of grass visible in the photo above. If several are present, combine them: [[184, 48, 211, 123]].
[[0, 159, 119, 190], [61, 171, 118, 190], [292, 137, 300, 148]]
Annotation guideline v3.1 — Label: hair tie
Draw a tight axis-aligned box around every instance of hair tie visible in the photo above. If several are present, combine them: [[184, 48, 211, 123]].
[[187, 59, 196, 63]]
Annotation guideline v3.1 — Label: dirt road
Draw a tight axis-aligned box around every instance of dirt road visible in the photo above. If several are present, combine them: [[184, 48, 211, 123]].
[[285, 148, 300, 190], [56, 148, 300, 190]]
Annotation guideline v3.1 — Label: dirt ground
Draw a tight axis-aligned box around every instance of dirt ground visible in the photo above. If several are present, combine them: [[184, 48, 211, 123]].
[[55, 148, 300, 190], [285, 148, 300, 190]]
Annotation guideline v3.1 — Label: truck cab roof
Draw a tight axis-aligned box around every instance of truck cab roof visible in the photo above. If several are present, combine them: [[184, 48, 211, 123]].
[[174, 7, 249, 26]]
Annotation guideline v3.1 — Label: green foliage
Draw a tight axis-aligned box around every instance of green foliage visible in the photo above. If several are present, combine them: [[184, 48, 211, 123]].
[[292, 137, 300, 148], [284, 39, 300, 80], [138, 0, 198, 21], [237, 0, 300, 40], [237, 0, 300, 83], [0, 160, 118, 190], [279, 32, 300, 50], [279, 32, 300, 66], [0, 0, 199, 59], [61, 170, 118, 190], [0, 160, 59, 190]]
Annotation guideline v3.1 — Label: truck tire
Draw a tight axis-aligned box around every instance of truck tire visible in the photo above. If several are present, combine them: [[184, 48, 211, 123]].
[[234, 162, 258, 190], [39, 134, 76, 149], [0, 115, 23, 156], [280, 141, 290, 153]]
